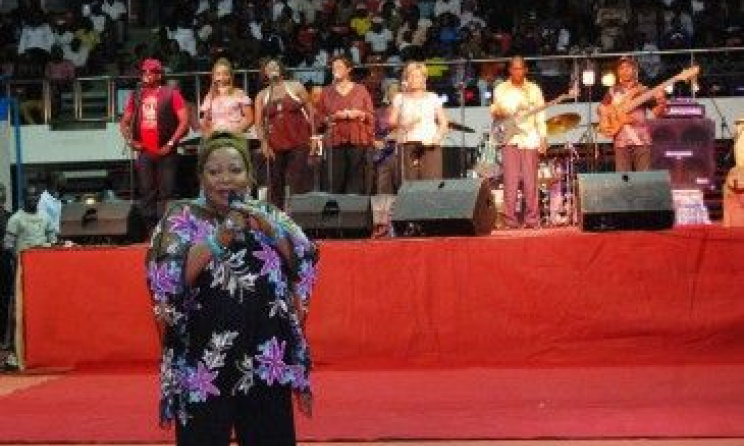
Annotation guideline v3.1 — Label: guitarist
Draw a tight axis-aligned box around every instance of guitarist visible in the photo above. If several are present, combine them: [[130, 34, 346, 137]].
[[598, 56, 668, 172], [490, 56, 547, 230]]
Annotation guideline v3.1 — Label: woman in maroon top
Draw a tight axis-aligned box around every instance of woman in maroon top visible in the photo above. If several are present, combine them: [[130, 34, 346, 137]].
[[254, 58, 316, 209], [317, 55, 374, 195]]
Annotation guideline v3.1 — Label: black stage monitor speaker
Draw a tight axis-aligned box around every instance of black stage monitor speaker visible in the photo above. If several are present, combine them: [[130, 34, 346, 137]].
[[61, 200, 145, 243], [289, 192, 372, 239], [577, 171, 675, 231], [649, 118, 715, 189], [392, 178, 496, 236]]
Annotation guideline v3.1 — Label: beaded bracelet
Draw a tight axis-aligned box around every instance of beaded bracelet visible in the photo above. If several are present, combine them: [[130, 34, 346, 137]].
[[206, 234, 226, 259]]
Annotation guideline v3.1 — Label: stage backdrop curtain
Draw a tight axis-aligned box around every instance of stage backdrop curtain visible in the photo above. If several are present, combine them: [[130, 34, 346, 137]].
[[20, 227, 744, 370]]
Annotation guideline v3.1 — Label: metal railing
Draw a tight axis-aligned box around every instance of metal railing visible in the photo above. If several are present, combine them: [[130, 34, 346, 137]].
[[2, 46, 743, 126]]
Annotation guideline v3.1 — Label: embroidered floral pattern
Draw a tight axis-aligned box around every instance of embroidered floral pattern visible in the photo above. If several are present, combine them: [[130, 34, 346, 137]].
[[268, 298, 288, 318], [208, 249, 258, 301], [295, 260, 317, 300], [253, 242, 283, 280], [202, 331, 239, 370], [168, 206, 212, 243], [256, 337, 291, 386], [184, 361, 220, 403], [231, 355, 255, 396], [147, 261, 182, 300]]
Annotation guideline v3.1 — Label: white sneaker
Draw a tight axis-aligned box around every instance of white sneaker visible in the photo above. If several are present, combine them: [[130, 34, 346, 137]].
[[5, 353, 17, 367]]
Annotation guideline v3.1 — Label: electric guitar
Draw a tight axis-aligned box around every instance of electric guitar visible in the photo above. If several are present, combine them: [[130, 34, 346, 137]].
[[491, 87, 579, 145], [598, 65, 700, 138]]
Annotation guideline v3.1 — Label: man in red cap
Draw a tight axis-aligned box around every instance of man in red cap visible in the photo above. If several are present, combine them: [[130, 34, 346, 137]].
[[120, 58, 190, 234]]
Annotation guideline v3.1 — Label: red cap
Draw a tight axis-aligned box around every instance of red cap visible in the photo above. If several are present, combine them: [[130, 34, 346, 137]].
[[141, 58, 163, 72]]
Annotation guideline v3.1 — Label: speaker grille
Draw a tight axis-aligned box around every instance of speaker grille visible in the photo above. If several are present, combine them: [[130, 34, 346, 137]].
[[649, 118, 715, 189], [392, 178, 496, 236], [577, 171, 675, 231], [60, 201, 145, 243], [289, 193, 372, 239]]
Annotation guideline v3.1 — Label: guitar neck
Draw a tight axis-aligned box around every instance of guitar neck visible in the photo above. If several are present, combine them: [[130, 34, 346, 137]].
[[620, 78, 675, 113], [501, 93, 570, 126]]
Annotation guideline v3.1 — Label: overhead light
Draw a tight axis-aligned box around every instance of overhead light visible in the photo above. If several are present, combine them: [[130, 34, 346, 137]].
[[601, 72, 616, 87], [82, 194, 98, 206], [581, 68, 596, 87]]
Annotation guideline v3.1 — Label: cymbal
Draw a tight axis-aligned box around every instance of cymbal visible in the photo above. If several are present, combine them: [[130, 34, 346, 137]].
[[546, 113, 581, 136], [449, 121, 475, 133]]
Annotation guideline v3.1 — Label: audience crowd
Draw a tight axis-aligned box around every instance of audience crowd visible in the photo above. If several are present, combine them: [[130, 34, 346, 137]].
[[1, 0, 743, 118]]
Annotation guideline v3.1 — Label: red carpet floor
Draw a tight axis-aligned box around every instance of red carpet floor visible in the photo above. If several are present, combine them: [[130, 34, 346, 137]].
[[1, 365, 744, 443]]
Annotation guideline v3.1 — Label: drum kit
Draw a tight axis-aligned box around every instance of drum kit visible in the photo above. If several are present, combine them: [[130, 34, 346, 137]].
[[472, 111, 585, 227]]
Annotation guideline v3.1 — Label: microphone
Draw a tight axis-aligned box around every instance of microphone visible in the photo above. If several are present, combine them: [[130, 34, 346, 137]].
[[228, 191, 275, 231], [228, 191, 248, 212], [227, 191, 265, 216]]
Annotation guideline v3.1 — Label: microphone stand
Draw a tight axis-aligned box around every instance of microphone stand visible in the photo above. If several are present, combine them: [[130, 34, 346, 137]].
[[586, 83, 601, 172], [457, 80, 467, 178], [707, 88, 735, 162], [125, 82, 142, 204], [456, 56, 473, 178], [324, 78, 344, 194], [263, 78, 275, 205], [315, 118, 331, 192], [326, 102, 335, 194], [396, 88, 408, 187]]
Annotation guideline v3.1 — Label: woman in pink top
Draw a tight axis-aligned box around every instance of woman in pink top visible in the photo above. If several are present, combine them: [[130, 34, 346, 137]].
[[199, 58, 254, 137]]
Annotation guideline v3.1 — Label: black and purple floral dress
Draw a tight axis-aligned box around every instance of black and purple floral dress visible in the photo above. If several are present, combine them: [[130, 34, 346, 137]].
[[146, 198, 318, 426]]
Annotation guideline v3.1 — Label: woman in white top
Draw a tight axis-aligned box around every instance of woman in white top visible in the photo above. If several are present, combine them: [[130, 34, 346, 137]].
[[199, 58, 254, 138], [388, 61, 449, 180]]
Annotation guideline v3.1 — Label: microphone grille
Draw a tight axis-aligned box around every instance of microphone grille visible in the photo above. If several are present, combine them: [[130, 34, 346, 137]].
[[227, 190, 241, 204]]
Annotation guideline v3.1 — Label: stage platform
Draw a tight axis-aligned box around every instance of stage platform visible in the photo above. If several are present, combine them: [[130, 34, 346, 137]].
[[16, 225, 744, 371]]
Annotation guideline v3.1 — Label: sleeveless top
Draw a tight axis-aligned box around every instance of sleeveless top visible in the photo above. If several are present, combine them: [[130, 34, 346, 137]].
[[263, 83, 312, 151]]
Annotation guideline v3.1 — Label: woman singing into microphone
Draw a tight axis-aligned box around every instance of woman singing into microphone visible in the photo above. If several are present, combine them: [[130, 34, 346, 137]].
[[388, 61, 449, 181], [316, 55, 374, 194], [199, 58, 254, 138]]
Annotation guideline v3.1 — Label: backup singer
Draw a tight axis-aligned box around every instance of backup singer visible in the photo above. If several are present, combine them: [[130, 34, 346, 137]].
[[199, 58, 254, 138], [254, 59, 315, 210], [316, 55, 374, 194], [490, 56, 547, 229], [146, 132, 317, 446], [388, 61, 449, 181], [598, 56, 667, 172]]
